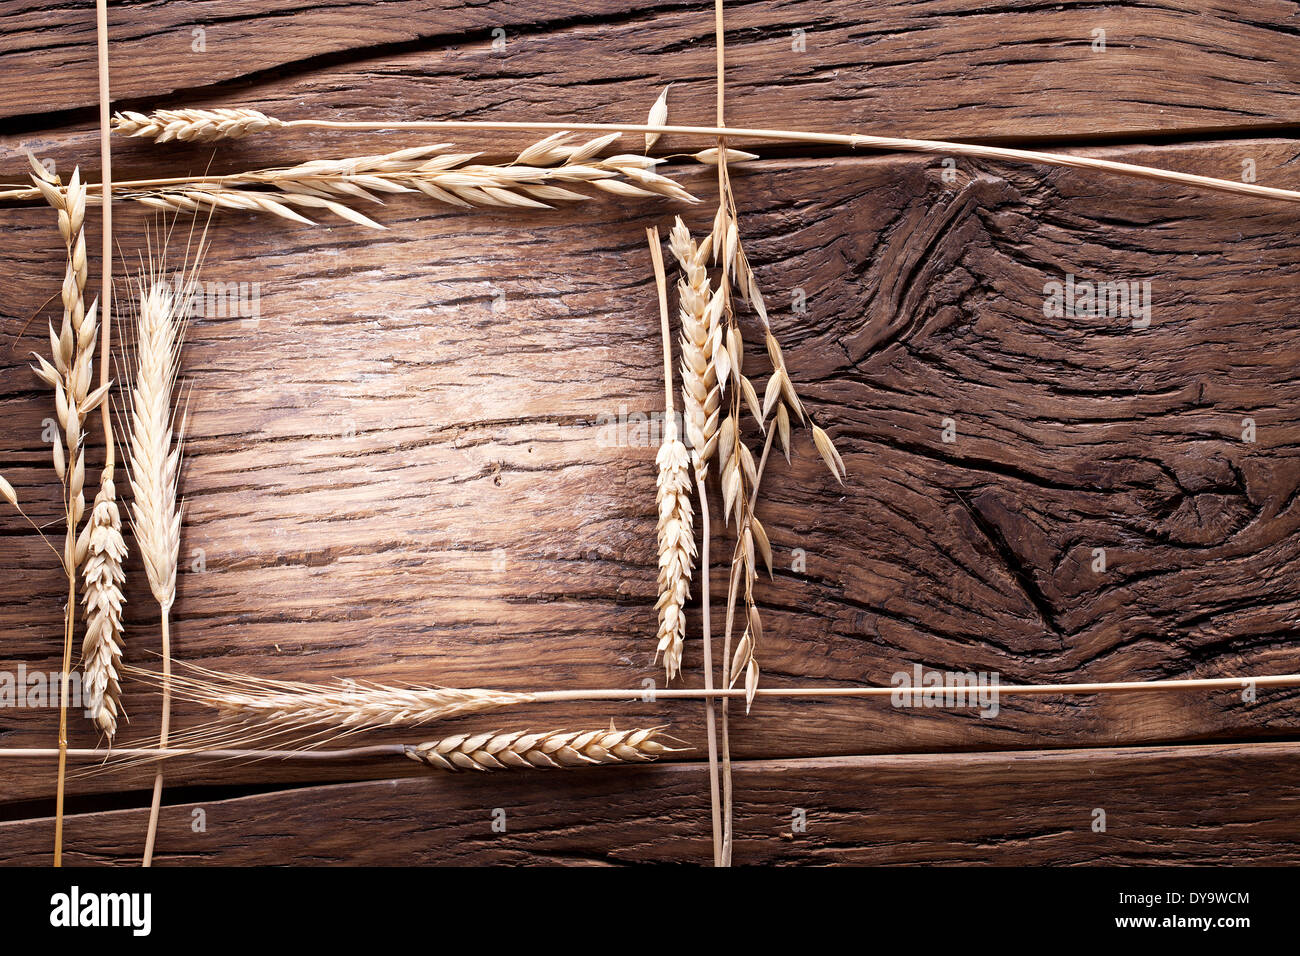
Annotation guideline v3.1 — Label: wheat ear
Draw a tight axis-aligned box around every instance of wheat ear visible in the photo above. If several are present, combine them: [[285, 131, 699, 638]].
[[653, 431, 694, 680], [647, 231, 695, 682], [404, 726, 685, 771], [80, 473, 126, 737], [114, 108, 285, 142], [84, 0, 125, 742], [669, 217, 724, 479], [128, 275, 188, 867], [648, 227, 722, 865]]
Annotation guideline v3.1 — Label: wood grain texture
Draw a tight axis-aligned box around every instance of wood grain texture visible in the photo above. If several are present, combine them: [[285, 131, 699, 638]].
[[1, 140, 1298, 810], [3, 741, 1298, 865], [4, 0, 1300, 141], [2, 1, 1299, 865]]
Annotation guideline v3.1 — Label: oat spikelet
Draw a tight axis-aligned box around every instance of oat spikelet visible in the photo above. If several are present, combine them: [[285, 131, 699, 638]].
[[655, 421, 695, 681], [112, 108, 283, 143], [669, 217, 723, 479], [31, 157, 110, 867], [80, 473, 126, 737], [645, 85, 670, 151], [404, 726, 685, 771], [692, 147, 758, 165]]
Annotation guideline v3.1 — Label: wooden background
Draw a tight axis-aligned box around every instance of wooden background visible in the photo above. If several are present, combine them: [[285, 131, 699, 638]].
[[2, 0, 1299, 865]]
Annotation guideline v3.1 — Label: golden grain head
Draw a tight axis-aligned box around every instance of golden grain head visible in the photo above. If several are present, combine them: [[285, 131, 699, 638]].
[[112, 107, 283, 143], [654, 423, 695, 682], [405, 726, 687, 772], [127, 280, 188, 611], [80, 473, 127, 738], [116, 131, 697, 229]]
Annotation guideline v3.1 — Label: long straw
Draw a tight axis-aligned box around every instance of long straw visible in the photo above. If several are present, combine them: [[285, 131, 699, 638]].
[[7, 118, 1300, 207], [648, 226, 723, 865], [89, 116, 1300, 205]]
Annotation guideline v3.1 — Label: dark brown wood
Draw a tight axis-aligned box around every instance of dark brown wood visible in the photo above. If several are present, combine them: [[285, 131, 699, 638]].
[[3, 741, 1298, 865], [1, 1, 1299, 865], [1, 140, 1298, 811], [3, 0, 1300, 142]]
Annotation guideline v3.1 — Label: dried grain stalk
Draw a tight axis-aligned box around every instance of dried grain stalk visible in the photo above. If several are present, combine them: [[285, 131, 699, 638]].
[[101, 107, 1300, 206], [704, 155, 849, 716], [654, 421, 695, 681], [83, 664, 542, 779], [28, 160, 107, 568], [404, 726, 685, 771], [669, 217, 724, 480], [96, 129, 697, 227], [126, 266, 192, 867], [711, 160, 844, 476], [80, 473, 126, 737], [647, 230, 696, 682], [29, 157, 110, 867], [114, 107, 284, 143], [650, 225, 723, 864], [128, 280, 187, 613], [146, 667, 538, 733]]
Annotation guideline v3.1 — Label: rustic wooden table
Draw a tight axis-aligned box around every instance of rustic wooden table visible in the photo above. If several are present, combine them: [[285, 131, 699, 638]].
[[1, 1, 1298, 865]]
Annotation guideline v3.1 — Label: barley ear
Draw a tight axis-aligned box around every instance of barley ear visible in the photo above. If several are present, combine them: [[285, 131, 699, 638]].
[[128, 271, 190, 868], [128, 281, 186, 610]]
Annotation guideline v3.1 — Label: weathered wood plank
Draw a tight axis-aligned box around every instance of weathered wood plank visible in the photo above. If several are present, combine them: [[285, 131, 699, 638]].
[[3, 741, 1298, 865], [3, 0, 1300, 144], [2, 139, 1299, 805]]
